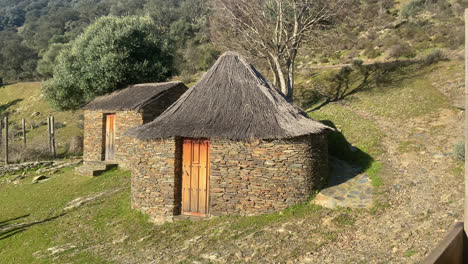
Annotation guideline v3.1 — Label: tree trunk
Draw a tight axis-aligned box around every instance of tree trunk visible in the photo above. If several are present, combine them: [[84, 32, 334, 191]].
[[270, 54, 288, 98], [267, 58, 279, 87], [286, 59, 294, 102]]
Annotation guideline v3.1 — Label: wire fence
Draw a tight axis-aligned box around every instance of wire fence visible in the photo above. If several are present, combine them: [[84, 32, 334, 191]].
[[0, 116, 58, 164]]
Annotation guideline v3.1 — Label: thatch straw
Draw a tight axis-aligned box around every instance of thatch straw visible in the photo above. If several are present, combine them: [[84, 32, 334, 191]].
[[129, 52, 331, 141], [83, 81, 187, 111]]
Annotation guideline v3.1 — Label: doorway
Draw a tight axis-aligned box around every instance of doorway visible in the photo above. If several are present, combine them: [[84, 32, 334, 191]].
[[104, 114, 116, 161], [181, 139, 210, 216]]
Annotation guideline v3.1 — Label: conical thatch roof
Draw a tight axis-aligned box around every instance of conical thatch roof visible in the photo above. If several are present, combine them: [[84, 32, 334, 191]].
[[129, 52, 331, 141], [83, 81, 187, 111]]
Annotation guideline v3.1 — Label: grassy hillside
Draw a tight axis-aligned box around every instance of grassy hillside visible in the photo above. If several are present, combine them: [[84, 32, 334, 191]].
[[0, 82, 83, 161], [0, 58, 464, 263]]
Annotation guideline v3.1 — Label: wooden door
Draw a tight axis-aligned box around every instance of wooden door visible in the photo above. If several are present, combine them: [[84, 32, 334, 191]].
[[182, 139, 209, 216], [105, 114, 116, 161]]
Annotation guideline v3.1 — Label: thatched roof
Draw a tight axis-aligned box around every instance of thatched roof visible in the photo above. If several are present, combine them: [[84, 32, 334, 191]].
[[83, 81, 187, 111], [129, 52, 331, 141]]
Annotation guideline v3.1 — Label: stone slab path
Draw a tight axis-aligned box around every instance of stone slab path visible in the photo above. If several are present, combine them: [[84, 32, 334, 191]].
[[312, 156, 374, 208]]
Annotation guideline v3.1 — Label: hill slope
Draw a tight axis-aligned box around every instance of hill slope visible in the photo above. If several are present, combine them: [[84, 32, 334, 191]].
[[0, 58, 464, 263], [0, 82, 82, 161]]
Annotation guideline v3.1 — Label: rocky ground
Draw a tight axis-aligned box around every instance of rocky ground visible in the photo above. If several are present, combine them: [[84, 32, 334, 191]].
[[303, 67, 465, 263]]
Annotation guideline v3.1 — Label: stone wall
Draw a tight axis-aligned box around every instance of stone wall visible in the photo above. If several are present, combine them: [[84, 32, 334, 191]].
[[130, 134, 328, 220], [82, 110, 143, 167], [113, 111, 144, 169], [209, 135, 328, 215], [130, 138, 182, 222], [83, 110, 106, 162]]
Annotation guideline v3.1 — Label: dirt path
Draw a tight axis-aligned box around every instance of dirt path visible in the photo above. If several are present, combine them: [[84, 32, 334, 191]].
[[303, 99, 464, 262]]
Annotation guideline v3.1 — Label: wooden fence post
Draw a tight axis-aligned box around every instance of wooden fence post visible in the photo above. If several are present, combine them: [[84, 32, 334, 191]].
[[0, 119, 2, 157], [49, 115, 56, 159], [47, 116, 51, 154], [22, 118, 26, 148], [4, 116, 8, 165], [51, 116, 56, 159], [464, 9, 468, 234]]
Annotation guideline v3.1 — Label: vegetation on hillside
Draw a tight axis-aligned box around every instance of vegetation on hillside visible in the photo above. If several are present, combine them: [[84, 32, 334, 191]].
[[0, 82, 82, 162], [43, 16, 173, 110], [0, 0, 216, 82]]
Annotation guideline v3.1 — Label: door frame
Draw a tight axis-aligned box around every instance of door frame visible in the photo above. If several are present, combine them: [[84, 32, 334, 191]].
[[181, 138, 210, 217], [104, 113, 116, 162]]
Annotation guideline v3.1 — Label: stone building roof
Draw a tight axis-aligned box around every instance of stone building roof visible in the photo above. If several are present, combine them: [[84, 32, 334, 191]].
[[129, 52, 331, 141], [83, 81, 187, 111]]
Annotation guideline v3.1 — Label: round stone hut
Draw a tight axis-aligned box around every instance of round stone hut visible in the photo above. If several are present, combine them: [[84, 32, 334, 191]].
[[128, 52, 331, 222]]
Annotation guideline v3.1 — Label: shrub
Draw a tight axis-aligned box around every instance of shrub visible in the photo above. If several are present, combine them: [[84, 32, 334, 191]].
[[387, 44, 415, 59], [43, 16, 173, 110], [423, 49, 447, 65], [363, 46, 380, 59], [453, 141, 464, 161], [401, 0, 426, 18]]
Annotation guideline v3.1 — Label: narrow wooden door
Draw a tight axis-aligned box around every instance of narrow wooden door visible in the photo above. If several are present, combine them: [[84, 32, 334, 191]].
[[182, 139, 209, 216], [105, 114, 116, 161]]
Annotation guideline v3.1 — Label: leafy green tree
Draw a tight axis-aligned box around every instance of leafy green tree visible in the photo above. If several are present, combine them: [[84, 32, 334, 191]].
[[36, 43, 69, 78], [0, 31, 38, 80], [43, 16, 173, 110]]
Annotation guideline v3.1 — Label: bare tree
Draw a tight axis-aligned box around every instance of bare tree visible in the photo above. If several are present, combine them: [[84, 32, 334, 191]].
[[212, 0, 345, 101]]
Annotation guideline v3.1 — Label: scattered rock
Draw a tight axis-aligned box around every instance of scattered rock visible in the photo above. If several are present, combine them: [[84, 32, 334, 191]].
[[112, 235, 129, 244], [32, 175, 48, 183], [64, 188, 122, 210], [47, 244, 76, 255]]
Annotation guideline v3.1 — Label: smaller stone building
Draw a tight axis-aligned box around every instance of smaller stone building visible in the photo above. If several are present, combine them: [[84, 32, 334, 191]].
[[76, 82, 187, 176], [128, 52, 332, 222]]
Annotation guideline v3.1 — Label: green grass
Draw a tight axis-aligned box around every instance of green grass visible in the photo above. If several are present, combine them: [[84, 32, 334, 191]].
[[0, 167, 134, 263], [405, 249, 416, 257], [308, 103, 383, 187], [0, 82, 83, 159], [354, 63, 449, 120], [0, 167, 353, 263]]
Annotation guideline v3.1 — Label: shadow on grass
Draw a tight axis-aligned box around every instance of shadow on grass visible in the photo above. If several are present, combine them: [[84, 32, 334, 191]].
[[0, 98, 23, 115], [0, 213, 66, 240], [299, 60, 428, 112], [321, 120, 374, 187], [0, 214, 30, 228]]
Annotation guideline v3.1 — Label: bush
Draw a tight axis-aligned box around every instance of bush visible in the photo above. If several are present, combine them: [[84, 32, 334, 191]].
[[453, 141, 464, 161], [401, 0, 426, 18], [423, 49, 447, 65], [387, 44, 415, 59], [43, 16, 173, 110], [363, 46, 380, 59]]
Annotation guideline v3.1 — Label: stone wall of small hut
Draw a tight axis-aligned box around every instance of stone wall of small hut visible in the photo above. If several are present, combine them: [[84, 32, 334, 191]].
[[130, 134, 328, 221], [83, 110, 107, 162], [114, 111, 144, 169], [83, 110, 143, 168]]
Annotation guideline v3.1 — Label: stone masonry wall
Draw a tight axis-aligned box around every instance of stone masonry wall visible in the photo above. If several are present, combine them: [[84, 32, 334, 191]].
[[209, 135, 328, 216], [83, 110, 106, 162], [82, 110, 143, 168], [130, 138, 181, 222], [130, 134, 328, 220], [113, 111, 144, 169]]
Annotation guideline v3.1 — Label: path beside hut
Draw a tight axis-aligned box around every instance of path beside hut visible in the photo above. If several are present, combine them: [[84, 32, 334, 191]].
[[301, 68, 465, 263]]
